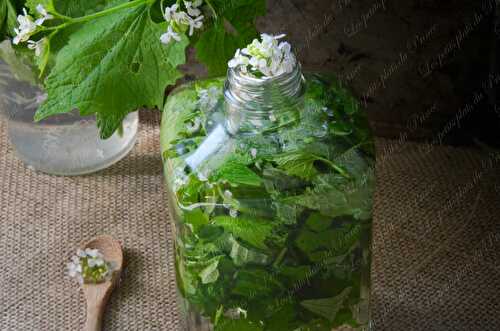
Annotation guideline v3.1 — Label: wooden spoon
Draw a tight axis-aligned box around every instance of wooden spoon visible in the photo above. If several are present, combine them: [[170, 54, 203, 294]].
[[81, 235, 124, 331]]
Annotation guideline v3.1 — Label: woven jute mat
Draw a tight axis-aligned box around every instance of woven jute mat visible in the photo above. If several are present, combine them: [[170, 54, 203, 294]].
[[0, 112, 499, 331]]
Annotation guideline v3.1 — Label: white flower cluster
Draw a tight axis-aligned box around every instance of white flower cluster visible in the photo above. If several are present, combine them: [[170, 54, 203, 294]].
[[67, 248, 111, 285], [13, 5, 52, 56], [160, 1, 204, 45], [228, 33, 297, 77]]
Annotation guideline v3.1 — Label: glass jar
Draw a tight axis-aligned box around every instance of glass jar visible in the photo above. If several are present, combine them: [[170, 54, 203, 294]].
[[161, 63, 375, 331], [0, 48, 138, 176]]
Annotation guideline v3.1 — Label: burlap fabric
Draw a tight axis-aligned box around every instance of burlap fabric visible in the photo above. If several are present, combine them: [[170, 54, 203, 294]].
[[0, 112, 499, 331]]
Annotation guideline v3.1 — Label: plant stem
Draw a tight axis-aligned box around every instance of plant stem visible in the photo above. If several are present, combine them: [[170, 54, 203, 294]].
[[43, 0, 153, 31], [72, 0, 154, 23], [205, 0, 218, 20], [50, 12, 72, 21], [272, 247, 287, 268], [317, 156, 351, 179], [38, 30, 58, 78], [160, 0, 166, 16]]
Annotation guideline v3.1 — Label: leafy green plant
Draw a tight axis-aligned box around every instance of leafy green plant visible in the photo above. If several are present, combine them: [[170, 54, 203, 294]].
[[161, 74, 375, 330], [0, 0, 265, 137]]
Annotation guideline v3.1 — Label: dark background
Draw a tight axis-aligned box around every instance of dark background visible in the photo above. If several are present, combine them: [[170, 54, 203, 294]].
[[186, 0, 500, 147]]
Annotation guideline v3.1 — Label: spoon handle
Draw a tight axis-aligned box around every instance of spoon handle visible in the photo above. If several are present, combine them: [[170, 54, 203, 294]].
[[84, 301, 105, 331]]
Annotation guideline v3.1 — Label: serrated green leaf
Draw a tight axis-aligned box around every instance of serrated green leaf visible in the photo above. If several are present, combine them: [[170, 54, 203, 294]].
[[286, 187, 366, 221], [264, 303, 301, 331], [263, 167, 308, 195], [295, 224, 361, 261], [300, 287, 352, 322], [228, 236, 269, 266], [211, 158, 262, 187], [195, 0, 265, 75], [177, 256, 197, 296], [213, 215, 273, 250], [232, 268, 282, 298], [199, 259, 220, 284], [272, 151, 319, 180], [184, 208, 209, 231], [215, 316, 263, 331], [35, 5, 188, 138], [273, 200, 303, 225], [285, 167, 374, 221], [305, 212, 333, 232]]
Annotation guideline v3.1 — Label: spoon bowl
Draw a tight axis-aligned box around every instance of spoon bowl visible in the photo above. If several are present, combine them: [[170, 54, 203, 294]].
[[81, 235, 123, 331]]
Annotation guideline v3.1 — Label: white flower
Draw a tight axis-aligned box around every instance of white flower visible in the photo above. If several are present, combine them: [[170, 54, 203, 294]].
[[250, 148, 257, 159], [249, 56, 268, 75], [228, 49, 250, 72], [12, 9, 37, 45], [227, 33, 297, 77], [27, 38, 46, 57], [279, 40, 291, 53], [165, 4, 190, 25], [187, 15, 204, 36], [160, 25, 182, 45], [163, 4, 179, 22], [198, 86, 220, 110], [223, 190, 233, 199], [35, 4, 53, 26], [184, 1, 202, 17], [281, 52, 296, 74], [173, 10, 191, 25]]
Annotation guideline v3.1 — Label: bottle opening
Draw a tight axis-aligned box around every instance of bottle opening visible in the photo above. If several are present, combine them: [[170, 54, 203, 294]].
[[223, 63, 306, 134]]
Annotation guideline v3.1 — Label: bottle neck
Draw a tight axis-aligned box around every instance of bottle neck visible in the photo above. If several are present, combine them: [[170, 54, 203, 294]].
[[223, 64, 306, 134]]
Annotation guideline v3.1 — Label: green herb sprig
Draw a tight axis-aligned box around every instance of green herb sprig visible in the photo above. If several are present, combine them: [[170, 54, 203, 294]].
[[0, 0, 265, 138]]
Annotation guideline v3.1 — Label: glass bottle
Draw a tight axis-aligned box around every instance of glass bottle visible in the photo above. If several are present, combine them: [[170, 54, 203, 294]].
[[161, 61, 375, 331], [0, 43, 138, 176]]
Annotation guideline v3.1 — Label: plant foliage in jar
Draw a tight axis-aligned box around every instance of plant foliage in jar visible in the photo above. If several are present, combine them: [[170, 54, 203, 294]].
[[161, 34, 375, 331], [0, 0, 266, 137]]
